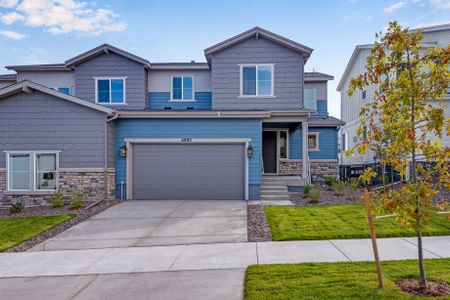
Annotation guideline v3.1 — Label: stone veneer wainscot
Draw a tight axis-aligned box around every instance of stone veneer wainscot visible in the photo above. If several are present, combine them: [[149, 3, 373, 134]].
[[0, 169, 115, 207], [279, 159, 338, 178]]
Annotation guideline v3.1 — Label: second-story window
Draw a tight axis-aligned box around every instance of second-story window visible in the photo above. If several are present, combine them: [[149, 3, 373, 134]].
[[240, 64, 273, 97], [172, 76, 193, 101], [304, 89, 317, 110], [95, 78, 126, 104]]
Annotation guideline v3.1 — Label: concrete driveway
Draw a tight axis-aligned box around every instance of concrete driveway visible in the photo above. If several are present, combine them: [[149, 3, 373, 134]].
[[34, 200, 247, 251]]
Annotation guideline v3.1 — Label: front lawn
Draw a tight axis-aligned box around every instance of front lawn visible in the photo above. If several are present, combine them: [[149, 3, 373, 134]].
[[0, 214, 74, 251], [245, 259, 450, 299], [265, 204, 450, 241]]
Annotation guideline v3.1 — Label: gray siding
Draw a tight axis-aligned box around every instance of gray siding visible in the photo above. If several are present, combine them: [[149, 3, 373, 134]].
[[17, 71, 75, 94], [107, 121, 115, 168], [210, 36, 304, 111], [304, 81, 327, 100], [0, 91, 107, 168], [74, 52, 146, 110]]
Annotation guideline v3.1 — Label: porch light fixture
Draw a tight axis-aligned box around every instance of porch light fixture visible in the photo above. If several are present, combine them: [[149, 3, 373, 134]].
[[247, 145, 254, 158], [120, 145, 127, 157]]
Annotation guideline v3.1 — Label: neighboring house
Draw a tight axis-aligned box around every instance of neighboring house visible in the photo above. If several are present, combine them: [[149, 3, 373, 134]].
[[0, 27, 343, 206], [337, 23, 450, 174]]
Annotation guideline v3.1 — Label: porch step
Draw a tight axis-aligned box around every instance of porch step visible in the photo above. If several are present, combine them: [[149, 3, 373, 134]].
[[259, 176, 291, 203]]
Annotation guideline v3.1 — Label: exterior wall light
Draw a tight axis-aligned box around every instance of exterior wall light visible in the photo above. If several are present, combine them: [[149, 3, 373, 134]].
[[120, 145, 127, 157], [247, 145, 254, 158]]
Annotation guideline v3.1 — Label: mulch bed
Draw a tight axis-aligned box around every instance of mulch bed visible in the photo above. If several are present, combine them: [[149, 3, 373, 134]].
[[290, 185, 362, 206], [396, 278, 450, 297], [2, 200, 119, 252], [247, 204, 272, 242]]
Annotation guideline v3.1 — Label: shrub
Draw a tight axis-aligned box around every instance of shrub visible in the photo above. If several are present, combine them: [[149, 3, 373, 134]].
[[70, 190, 85, 209], [324, 175, 337, 187], [348, 177, 361, 192], [308, 188, 321, 203], [51, 190, 65, 208], [334, 180, 346, 194], [9, 201, 24, 213], [303, 184, 312, 198]]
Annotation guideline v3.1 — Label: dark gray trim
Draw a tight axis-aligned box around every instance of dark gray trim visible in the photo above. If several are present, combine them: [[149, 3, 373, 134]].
[[150, 62, 209, 70], [0, 74, 17, 81], [5, 64, 70, 71], [204, 26, 313, 62], [65, 44, 151, 69], [308, 116, 346, 126]]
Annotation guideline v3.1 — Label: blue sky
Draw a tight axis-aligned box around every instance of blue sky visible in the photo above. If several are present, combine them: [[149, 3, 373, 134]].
[[1, 0, 450, 118]]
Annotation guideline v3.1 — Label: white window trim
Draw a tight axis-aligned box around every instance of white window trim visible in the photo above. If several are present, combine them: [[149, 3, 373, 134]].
[[94, 77, 127, 104], [239, 64, 275, 98], [170, 75, 196, 102], [5, 151, 60, 192], [308, 132, 320, 151]]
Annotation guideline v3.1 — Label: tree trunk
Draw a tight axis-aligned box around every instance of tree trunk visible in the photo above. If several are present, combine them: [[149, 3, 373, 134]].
[[406, 50, 426, 289]]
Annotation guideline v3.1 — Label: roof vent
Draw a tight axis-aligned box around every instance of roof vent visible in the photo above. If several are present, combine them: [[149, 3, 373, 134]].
[[190, 60, 195, 64]]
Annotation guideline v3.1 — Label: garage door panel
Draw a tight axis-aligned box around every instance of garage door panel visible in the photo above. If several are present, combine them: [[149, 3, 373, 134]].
[[132, 143, 245, 200]]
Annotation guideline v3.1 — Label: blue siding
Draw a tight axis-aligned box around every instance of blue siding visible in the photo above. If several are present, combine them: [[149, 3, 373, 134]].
[[315, 99, 328, 117], [308, 127, 338, 159], [148, 92, 212, 110], [289, 125, 338, 160], [289, 126, 302, 159], [114, 118, 262, 199]]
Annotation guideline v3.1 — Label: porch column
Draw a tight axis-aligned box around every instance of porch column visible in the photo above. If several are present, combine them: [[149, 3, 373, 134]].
[[302, 120, 309, 179]]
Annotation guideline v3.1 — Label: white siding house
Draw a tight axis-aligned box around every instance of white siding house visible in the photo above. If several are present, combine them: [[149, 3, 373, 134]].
[[337, 23, 450, 167]]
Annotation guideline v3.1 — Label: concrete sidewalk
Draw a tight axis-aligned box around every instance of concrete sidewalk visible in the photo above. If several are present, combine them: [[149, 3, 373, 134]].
[[1, 236, 449, 278]]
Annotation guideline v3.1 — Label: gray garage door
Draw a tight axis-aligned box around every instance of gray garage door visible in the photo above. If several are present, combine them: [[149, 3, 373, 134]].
[[131, 143, 245, 200]]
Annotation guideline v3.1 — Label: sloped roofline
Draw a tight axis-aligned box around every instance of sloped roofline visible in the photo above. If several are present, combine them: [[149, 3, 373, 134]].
[[65, 44, 151, 69], [304, 72, 334, 81], [204, 26, 313, 62], [0, 80, 114, 114], [337, 23, 450, 91]]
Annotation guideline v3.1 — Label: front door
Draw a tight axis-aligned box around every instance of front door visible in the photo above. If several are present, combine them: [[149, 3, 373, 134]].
[[262, 131, 277, 174]]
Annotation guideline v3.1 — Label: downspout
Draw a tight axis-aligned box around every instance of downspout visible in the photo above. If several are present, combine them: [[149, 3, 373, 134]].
[[104, 111, 119, 200]]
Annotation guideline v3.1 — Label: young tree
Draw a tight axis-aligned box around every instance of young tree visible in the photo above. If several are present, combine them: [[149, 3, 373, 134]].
[[348, 22, 450, 289]]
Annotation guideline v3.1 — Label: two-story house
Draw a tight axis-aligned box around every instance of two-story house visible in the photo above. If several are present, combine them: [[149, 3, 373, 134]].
[[0, 27, 343, 206], [337, 23, 450, 176]]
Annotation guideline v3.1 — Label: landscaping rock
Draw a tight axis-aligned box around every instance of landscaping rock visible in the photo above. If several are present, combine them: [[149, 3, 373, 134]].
[[247, 205, 272, 242]]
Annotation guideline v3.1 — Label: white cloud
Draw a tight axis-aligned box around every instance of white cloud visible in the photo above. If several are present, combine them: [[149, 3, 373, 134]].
[[0, 11, 24, 24], [384, 1, 406, 13], [0, 0, 127, 36], [342, 14, 355, 21], [0, 0, 18, 7], [365, 15, 374, 21], [417, 19, 450, 27], [0, 29, 26, 40], [430, 0, 450, 9]]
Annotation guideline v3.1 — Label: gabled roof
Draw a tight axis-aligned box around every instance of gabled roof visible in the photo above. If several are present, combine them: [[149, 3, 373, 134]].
[[304, 72, 334, 81], [308, 116, 345, 126], [337, 23, 450, 92], [65, 44, 151, 69], [204, 27, 313, 62], [0, 80, 114, 115]]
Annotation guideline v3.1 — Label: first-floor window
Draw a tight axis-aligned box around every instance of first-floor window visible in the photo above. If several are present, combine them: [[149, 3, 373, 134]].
[[7, 152, 58, 191], [308, 133, 319, 151], [35, 154, 57, 190], [96, 78, 126, 103], [55, 87, 70, 95], [8, 154, 31, 190]]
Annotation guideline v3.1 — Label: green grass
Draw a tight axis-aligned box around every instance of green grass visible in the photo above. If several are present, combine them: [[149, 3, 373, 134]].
[[245, 259, 450, 299], [264, 204, 450, 241], [0, 214, 74, 251]]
